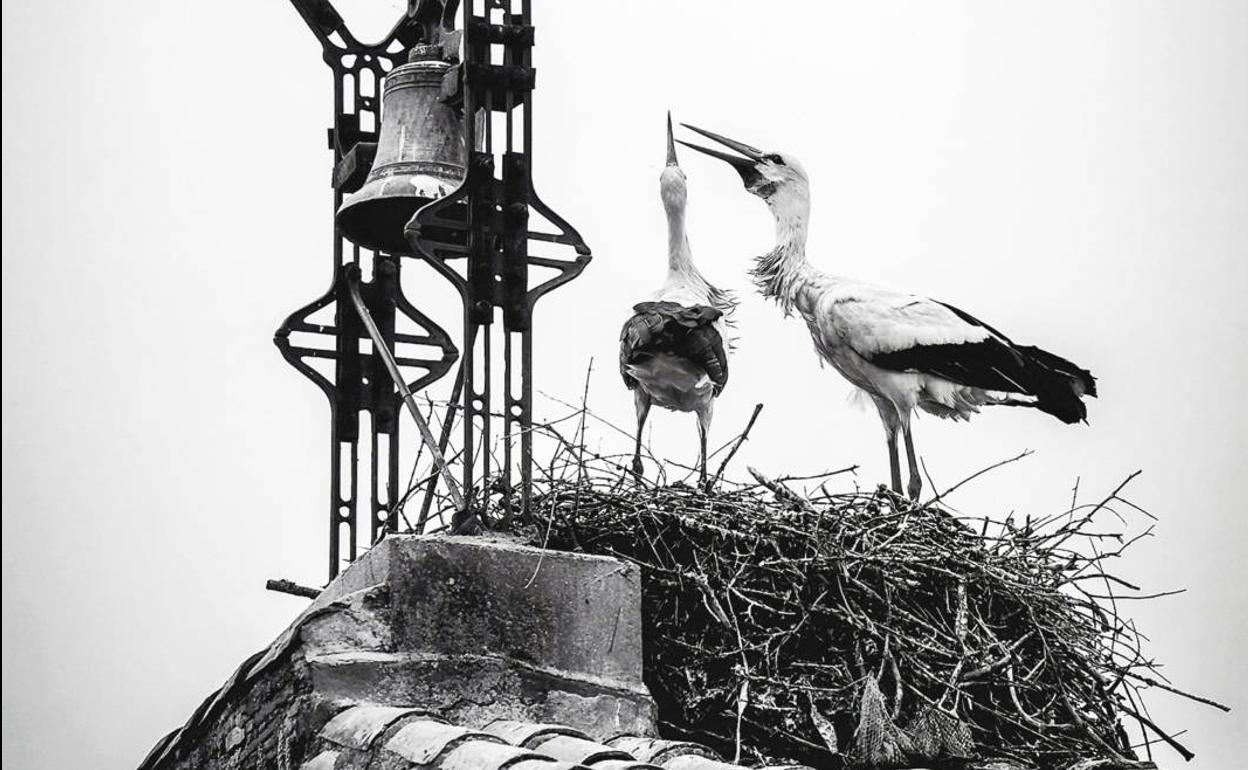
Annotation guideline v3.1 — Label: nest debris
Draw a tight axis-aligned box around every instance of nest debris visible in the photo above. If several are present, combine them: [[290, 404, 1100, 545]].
[[393, 388, 1224, 770], [519, 461, 1220, 770]]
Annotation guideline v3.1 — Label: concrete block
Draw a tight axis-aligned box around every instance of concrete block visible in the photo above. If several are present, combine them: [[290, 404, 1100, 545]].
[[376, 535, 645, 688]]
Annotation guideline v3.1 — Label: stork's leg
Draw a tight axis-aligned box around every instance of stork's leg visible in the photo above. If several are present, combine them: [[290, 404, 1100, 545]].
[[632, 390, 651, 478], [695, 401, 713, 490], [885, 429, 903, 495], [901, 419, 922, 501], [875, 400, 904, 495]]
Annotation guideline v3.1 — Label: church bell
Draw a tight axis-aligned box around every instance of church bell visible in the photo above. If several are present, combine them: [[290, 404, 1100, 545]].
[[336, 45, 466, 254]]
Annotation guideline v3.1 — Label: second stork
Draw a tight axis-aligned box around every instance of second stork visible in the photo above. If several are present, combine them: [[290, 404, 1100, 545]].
[[619, 114, 735, 486], [679, 123, 1096, 501]]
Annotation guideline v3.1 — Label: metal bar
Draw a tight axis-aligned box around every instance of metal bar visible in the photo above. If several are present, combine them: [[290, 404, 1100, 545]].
[[266, 578, 321, 599], [346, 268, 466, 511], [502, 328, 514, 521], [347, 438, 359, 560], [329, 409, 343, 578], [481, 322, 493, 489], [521, 327, 533, 512], [416, 350, 468, 531]]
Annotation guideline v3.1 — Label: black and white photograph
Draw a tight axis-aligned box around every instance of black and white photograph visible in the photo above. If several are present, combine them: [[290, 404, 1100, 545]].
[[2, 2, 1244, 769]]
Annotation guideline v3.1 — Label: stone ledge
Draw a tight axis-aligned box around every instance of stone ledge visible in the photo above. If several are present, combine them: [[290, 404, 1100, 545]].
[[138, 534, 656, 769]]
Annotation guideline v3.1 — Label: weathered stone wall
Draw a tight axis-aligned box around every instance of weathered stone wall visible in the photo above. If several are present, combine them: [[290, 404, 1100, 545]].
[[139, 535, 657, 770], [143, 651, 318, 769]]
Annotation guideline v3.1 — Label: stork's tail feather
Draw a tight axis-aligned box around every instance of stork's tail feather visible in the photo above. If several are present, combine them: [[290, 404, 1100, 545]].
[[1016, 345, 1097, 398], [1016, 345, 1097, 424]]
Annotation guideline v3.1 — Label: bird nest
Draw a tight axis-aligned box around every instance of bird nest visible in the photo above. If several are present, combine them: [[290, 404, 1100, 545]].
[[519, 462, 1216, 770]]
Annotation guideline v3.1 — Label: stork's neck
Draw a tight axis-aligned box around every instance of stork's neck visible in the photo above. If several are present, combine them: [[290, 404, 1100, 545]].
[[666, 207, 695, 276], [751, 186, 812, 312]]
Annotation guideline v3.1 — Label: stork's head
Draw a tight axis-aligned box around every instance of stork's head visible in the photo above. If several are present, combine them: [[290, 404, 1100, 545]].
[[678, 124, 808, 208], [659, 112, 688, 215]]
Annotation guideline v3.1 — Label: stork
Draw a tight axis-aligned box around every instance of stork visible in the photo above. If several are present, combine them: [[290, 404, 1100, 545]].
[[619, 114, 735, 486], [678, 124, 1096, 500]]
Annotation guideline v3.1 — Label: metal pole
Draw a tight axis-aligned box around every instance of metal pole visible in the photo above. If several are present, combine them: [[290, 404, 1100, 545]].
[[345, 267, 466, 512]]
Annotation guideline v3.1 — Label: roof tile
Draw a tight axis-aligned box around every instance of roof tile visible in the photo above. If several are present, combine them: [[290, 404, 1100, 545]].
[[591, 758, 667, 770], [301, 712, 815, 770], [319, 705, 428, 751], [529, 734, 633, 766], [661, 755, 746, 770], [299, 749, 340, 770], [386, 718, 503, 764], [484, 720, 589, 747], [439, 739, 554, 770], [605, 737, 719, 766], [510, 761, 587, 770]]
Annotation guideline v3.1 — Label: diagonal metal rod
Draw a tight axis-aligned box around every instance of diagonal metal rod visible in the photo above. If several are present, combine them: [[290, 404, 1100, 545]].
[[417, 345, 469, 531], [346, 267, 466, 512]]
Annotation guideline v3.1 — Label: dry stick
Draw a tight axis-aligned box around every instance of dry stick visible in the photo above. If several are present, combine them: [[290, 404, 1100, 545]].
[[346, 269, 465, 512], [392, 393, 446, 531], [919, 449, 1033, 508], [526, 360, 594, 589], [1125, 672, 1231, 712], [710, 403, 763, 488], [1118, 702, 1196, 762], [747, 466, 816, 513]]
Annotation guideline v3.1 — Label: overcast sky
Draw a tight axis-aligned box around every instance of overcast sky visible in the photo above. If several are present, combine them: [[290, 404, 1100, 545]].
[[3, 1, 1245, 768]]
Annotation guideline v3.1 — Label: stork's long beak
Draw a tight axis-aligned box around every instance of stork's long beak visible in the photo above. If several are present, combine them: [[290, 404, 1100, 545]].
[[666, 111, 679, 167], [677, 123, 765, 187]]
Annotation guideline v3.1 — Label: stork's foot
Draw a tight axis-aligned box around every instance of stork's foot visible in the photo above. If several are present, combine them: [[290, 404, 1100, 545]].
[[631, 456, 645, 479]]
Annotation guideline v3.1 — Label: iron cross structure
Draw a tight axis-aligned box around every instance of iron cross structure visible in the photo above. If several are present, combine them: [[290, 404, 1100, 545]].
[[275, 0, 590, 580]]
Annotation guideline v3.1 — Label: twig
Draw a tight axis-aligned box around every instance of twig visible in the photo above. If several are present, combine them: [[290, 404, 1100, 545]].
[[711, 403, 764, 487], [920, 449, 1033, 508], [748, 466, 816, 512], [1118, 702, 1196, 761]]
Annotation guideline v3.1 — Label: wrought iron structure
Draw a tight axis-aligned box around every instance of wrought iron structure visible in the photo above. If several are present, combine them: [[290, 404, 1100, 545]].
[[274, 1, 459, 579], [408, 0, 591, 517], [275, 0, 590, 579]]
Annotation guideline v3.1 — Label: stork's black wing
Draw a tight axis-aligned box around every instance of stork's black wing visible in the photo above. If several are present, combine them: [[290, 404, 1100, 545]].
[[619, 301, 729, 394], [869, 301, 1096, 424]]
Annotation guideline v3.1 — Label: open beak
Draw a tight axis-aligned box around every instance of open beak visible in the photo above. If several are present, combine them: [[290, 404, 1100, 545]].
[[666, 111, 679, 166], [677, 123, 765, 187]]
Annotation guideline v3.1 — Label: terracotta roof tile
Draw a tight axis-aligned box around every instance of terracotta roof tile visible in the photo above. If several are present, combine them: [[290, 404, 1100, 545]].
[[604, 737, 718, 765], [384, 720, 502, 764], [590, 758, 667, 770], [508, 761, 567, 770], [439, 739, 552, 770], [300, 750, 340, 769], [661, 754, 752, 770], [510, 762, 584, 770], [299, 705, 815, 770], [528, 734, 632, 765], [484, 720, 589, 747], [320, 705, 428, 751]]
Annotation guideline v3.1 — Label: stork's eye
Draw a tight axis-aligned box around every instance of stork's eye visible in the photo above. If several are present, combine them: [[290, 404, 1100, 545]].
[[766, 153, 785, 165]]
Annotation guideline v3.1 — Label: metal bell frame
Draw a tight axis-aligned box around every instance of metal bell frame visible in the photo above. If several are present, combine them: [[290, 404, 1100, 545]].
[[275, 0, 590, 580]]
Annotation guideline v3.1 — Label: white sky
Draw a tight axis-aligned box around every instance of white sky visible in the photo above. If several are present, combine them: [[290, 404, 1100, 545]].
[[3, 1, 1245, 768]]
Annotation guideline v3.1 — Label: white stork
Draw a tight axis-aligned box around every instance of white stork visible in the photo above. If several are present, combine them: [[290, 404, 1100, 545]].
[[619, 114, 735, 486], [678, 124, 1096, 500]]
